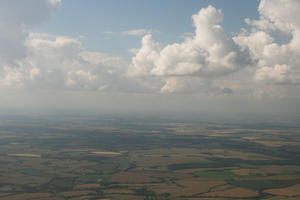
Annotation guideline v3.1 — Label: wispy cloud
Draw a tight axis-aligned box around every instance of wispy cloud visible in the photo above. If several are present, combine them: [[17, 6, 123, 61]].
[[103, 31, 114, 35], [121, 29, 159, 36], [103, 29, 159, 37]]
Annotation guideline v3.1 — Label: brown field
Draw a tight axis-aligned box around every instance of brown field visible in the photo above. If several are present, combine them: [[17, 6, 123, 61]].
[[188, 198, 226, 200], [150, 180, 225, 197], [0, 193, 50, 200], [235, 175, 300, 181], [264, 197, 300, 200], [264, 184, 300, 196], [231, 168, 253, 176], [198, 149, 279, 161], [35, 198, 65, 200], [109, 183, 148, 187], [74, 184, 102, 189], [130, 148, 209, 168], [233, 165, 300, 177], [104, 189, 135, 195], [32, 198, 65, 200], [254, 140, 300, 147], [263, 165, 300, 174], [210, 184, 234, 192], [103, 194, 144, 200], [202, 187, 259, 198], [0, 173, 51, 185], [8, 154, 41, 158], [61, 190, 97, 197], [175, 167, 237, 174], [91, 151, 122, 156]]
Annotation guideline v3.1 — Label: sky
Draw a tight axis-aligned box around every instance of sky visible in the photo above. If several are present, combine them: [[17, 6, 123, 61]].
[[0, 0, 300, 118], [36, 0, 259, 56]]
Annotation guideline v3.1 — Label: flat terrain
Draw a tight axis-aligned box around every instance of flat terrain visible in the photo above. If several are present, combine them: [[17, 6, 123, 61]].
[[0, 115, 300, 199]]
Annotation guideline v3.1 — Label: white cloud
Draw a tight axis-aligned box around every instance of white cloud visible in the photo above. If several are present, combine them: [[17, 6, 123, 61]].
[[128, 1, 300, 94], [80, 51, 124, 69], [130, 6, 252, 77], [159, 76, 236, 96], [2, 0, 300, 98], [66, 70, 101, 90], [160, 77, 203, 93], [0, 33, 136, 91], [255, 64, 293, 84], [247, 0, 300, 35], [129, 6, 252, 93], [234, 0, 300, 85], [121, 29, 159, 36], [0, 0, 151, 93], [103, 31, 114, 35], [0, 67, 23, 88], [129, 35, 162, 76]]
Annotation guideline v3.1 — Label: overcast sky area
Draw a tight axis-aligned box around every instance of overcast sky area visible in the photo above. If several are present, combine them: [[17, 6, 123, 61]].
[[0, 0, 300, 119]]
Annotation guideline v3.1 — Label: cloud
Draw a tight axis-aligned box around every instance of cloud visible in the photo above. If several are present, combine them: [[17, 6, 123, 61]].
[[2, 0, 300, 98], [128, 6, 252, 93], [255, 64, 293, 84], [103, 31, 114, 35], [0, 33, 141, 92], [246, 0, 300, 35], [0, 2, 153, 93], [0, 0, 61, 64], [234, 0, 300, 85], [129, 6, 252, 78], [159, 76, 235, 96], [128, 1, 300, 93], [160, 77, 203, 93], [121, 29, 159, 36]]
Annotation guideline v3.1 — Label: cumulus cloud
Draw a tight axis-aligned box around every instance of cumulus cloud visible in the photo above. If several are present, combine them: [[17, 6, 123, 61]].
[[160, 76, 235, 95], [2, 0, 300, 97], [160, 77, 203, 93], [0, 0, 61, 64], [234, 0, 300, 85], [130, 6, 252, 78], [0, 33, 140, 92], [255, 64, 293, 84], [246, 0, 300, 35], [128, 1, 300, 93], [129, 6, 252, 93], [0, 1, 152, 93]]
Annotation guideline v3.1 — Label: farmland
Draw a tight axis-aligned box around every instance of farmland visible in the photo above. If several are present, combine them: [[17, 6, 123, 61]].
[[0, 114, 300, 199]]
